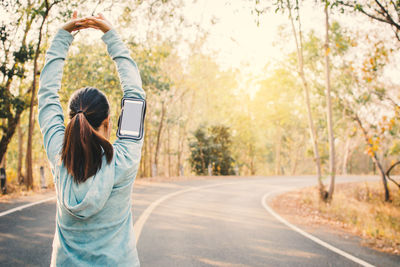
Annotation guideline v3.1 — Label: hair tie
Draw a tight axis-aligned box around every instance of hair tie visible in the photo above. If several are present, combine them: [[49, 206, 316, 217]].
[[76, 110, 85, 116]]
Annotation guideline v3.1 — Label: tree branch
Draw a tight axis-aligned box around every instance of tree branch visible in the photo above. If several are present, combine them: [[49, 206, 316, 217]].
[[374, 0, 400, 29], [386, 160, 400, 189], [342, 2, 394, 24], [390, 0, 400, 12]]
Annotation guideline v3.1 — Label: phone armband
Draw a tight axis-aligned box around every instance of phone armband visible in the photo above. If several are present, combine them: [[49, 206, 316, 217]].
[[116, 97, 146, 140]]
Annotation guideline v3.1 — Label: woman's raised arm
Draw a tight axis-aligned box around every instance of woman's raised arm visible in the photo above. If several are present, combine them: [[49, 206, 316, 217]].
[[78, 14, 146, 183], [78, 14, 146, 100], [38, 12, 87, 169], [38, 29, 73, 169], [101, 29, 146, 100]]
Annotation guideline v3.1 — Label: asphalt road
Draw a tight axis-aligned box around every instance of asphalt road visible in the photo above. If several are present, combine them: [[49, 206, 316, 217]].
[[0, 176, 399, 267]]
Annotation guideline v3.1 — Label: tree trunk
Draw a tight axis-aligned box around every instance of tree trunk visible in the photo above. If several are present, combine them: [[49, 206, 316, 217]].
[[177, 121, 188, 177], [342, 137, 351, 175], [291, 134, 304, 175], [0, 5, 34, 167], [249, 144, 256, 175], [291, 151, 298, 175], [25, 109, 36, 189], [0, 146, 5, 169], [287, 0, 324, 195], [275, 128, 282, 175], [177, 124, 182, 177], [372, 153, 390, 201], [25, 12, 49, 190], [177, 94, 190, 176], [385, 161, 400, 189], [146, 134, 152, 178], [141, 134, 147, 177], [167, 126, 171, 177], [0, 113, 23, 167], [17, 121, 25, 184], [324, 4, 336, 202], [153, 102, 166, 177], [355, 116, 390, 201], [145, 105, 152, 178]]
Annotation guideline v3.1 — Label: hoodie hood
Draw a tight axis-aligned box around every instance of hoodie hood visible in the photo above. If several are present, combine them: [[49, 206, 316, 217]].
[[55, 155, 115, 220]]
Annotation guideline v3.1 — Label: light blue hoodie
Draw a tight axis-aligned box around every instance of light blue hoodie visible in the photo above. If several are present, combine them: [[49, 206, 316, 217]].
[[38, 28, 145, 266]]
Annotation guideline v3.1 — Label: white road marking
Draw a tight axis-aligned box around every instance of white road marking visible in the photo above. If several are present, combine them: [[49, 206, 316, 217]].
[[0, 196, 56, 217], [0, 178, 377, 267], [261, 191, 376, 267], [133, 182, 244, 245]]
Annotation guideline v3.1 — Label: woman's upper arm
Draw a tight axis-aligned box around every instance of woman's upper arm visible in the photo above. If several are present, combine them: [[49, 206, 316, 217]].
[[113, 140, 143, 184], [101, 29, 146, 100], [102, 29, 146, 176], [38, 29, 73, 168]]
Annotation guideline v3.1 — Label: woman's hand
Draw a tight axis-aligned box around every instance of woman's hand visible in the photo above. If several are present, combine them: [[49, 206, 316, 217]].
[[76, 13, 113, 33], [62, 11, 88, 33]]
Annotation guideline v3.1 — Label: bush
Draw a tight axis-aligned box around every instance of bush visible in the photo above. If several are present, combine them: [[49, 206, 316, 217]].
[[189, 125, 235, 175]]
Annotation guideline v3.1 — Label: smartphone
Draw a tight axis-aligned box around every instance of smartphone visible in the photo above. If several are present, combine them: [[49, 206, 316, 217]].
[[116, 97, 146, 140]]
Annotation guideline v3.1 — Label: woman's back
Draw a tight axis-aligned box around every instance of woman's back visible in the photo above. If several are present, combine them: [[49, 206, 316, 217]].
[[38, 13, 145, 267], [52, 150, 139, 266]]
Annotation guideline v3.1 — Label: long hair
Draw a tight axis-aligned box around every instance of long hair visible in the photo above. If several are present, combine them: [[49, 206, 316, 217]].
[[61, 87, 113, 183]]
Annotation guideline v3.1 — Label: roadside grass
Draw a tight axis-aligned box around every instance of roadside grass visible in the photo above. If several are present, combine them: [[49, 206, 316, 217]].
[[273, 181, 400, 254]]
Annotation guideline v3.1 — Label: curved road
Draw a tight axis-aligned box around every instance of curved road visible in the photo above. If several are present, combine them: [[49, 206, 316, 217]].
[[0, 176, 399, 266]]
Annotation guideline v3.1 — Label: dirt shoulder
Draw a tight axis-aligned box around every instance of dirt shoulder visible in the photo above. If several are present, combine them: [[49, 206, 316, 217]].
[[0, 187, 55, 204], [269, 181, 400, 255], [0, 175, 241, 202]]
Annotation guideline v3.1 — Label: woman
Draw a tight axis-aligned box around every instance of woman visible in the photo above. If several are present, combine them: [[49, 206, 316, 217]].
[[38, 12, 145, 266]]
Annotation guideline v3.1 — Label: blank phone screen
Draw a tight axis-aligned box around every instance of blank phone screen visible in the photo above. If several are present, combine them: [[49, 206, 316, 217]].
[[119, 100, 144, 137]]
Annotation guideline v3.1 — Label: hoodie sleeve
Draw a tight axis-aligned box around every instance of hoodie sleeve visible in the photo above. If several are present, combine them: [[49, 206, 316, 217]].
[[38, 29, 73, 170], [102, 29, 145, 184]]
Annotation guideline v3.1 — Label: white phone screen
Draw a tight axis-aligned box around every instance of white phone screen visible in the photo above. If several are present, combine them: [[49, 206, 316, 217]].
[[119, 99, 144, 137]]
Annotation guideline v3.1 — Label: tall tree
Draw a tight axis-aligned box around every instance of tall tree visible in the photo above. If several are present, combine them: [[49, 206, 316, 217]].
[[0, 1, 38, 173], [25, 0, 64, 189], [268, 0, 326, 197], [328, 22, 395, 201], [323, 1, 336, 201]]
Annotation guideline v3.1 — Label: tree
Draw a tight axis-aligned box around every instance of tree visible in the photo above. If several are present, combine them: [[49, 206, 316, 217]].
[[189, 125, 235, 176], [267, 0, 326, 198], [0, 1, 34, 169], [253, 68, 306, 176], [327, 22, 396, 201], [323, 1, 336, 201], [25, 0, 62, 190], [336, 0, 400, 41], [0, 1, 63, 189]]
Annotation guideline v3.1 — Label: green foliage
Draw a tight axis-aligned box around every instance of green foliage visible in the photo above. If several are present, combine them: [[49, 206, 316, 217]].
[[133, 45, 172, 94], [389, 140, 400, 156], [189, 125, 235, 176]]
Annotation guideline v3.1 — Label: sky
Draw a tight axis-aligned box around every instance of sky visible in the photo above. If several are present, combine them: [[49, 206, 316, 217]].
[[2, 0, 398, 84], [73, 1, 356, 72], [181, 0, 398, 77], [167, 0, 398, 98], [184, 0, 293, 72]]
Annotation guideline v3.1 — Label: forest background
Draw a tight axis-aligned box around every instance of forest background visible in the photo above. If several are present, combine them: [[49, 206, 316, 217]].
[[1, 0, 400, 200]]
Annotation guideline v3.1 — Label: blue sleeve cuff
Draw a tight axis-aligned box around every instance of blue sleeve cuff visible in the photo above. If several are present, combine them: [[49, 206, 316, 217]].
[[101, 28, 119, 45], [54, 28, 74, 45]]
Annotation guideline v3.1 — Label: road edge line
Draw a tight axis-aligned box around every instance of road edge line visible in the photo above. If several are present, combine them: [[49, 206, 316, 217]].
[[133, 181, 243, 245], [261, 191, 375, 267], [0, 196, 56, 217]]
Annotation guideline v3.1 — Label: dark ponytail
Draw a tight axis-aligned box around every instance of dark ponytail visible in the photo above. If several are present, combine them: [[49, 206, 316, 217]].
[[61, 87, 113, 183]]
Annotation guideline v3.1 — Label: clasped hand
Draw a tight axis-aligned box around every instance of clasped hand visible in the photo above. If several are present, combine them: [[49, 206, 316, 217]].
[[62, 11, 112, 34]]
